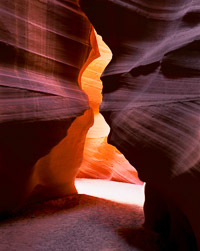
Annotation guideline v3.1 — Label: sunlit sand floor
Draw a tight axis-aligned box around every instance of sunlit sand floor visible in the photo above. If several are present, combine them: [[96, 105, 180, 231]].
[[0, 179, 166, 251]]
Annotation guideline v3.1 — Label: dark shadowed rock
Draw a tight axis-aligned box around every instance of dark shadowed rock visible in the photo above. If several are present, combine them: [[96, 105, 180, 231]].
[[80, 0, 200, 249]]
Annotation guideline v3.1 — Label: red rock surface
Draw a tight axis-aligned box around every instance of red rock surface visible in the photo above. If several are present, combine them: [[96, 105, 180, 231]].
[[0, 0, 141, 217], [0, 0, 98, 214]]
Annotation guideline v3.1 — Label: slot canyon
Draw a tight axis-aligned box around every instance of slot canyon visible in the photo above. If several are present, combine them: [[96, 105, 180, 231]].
[[0, 0, 200, 250]]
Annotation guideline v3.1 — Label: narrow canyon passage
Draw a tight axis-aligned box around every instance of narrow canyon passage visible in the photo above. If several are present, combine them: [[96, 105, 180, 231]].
[[0, 0, 142, 217], [0, 0, 199, 249], [77, 32, 142, 185]]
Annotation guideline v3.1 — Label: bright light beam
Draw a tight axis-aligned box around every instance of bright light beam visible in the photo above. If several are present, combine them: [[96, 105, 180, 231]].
[[75, 178, 145, 207]]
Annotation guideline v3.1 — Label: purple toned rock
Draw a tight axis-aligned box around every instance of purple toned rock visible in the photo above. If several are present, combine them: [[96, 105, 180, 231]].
[[80, 0, 200, 249], [0, 0, 97, 215]]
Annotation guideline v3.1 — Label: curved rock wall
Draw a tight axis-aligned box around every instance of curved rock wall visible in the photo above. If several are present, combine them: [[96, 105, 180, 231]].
[[80, 0, 200, 249], [0, 0, 98, 215], [0, 0, 142, 216]]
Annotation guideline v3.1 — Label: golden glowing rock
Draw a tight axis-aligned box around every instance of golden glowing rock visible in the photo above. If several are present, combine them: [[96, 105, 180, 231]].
[[78, 34, 141, 184], [30, 108, 94, 203]]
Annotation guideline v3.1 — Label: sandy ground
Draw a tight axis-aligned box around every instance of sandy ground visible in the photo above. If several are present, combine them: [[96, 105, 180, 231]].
[[0, 179, 166, 251]]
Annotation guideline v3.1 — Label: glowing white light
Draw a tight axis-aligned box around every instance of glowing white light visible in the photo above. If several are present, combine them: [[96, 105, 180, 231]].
[[75, 178, 145, 207], [86, 113, 110, 139]]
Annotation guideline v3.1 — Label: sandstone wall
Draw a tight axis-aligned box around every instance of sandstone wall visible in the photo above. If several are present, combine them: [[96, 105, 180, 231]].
[[0, 0, 98, 215], [80, 0, 200, 249]]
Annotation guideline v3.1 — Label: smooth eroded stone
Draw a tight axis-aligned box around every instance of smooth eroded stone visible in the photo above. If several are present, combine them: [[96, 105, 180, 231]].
[[80, 0, 200, 248], [0, 0, 99, 215]]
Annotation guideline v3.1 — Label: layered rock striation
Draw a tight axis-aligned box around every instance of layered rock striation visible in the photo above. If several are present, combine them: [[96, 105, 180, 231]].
[[0, 0, 98, 215], [0, 0, 142, 216], [80, 0, 200, 249]]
